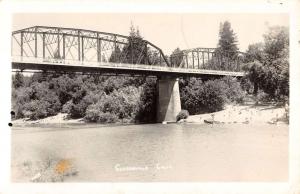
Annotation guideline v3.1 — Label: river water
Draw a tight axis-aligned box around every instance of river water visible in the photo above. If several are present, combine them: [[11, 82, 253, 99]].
[[11, 123, 288, 182]]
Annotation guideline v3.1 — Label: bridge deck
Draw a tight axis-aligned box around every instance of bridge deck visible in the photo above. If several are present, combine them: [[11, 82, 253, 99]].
[[12, 57, 244, 78]]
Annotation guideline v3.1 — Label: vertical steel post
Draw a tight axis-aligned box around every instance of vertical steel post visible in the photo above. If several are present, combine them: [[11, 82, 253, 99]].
[[97, 34, 100, 62], [145, 43, 148, 65], [202, 51, 205, 68], [99, 38, 102, 62], [197, 51, 200, 69], [81, 36, 84, 61], [42, 33, 45, 59], [20, 32, 23, 57], [114, 35, 117, 52], [35, 27, 37, 58], [57, 30, 60, 59], [78, 30, 81, 61], [159, 53, 162, 66], [192, 51, 195, 69], [185, 54, 188, 68], [62, 34, 65, 59], [208, 51, 210, 61]]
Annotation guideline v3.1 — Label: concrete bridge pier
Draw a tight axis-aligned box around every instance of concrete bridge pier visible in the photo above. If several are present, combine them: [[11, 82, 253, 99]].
[[156, 77, 181, 123]]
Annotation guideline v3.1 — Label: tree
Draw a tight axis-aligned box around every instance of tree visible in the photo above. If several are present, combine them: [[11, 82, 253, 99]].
[[245, 26, 289, 99], [263, 26, 289, 62], [109, 45, 122, 63], [147, 50, 160, 65], [135, 78, 157, 123], [209, 21, 240, 71], [216, 21, 239, 58], [244, 43, 265, 63], [121, 23, 147, 64], [21, 81, 61, 119], [170, 48, 184, 67], [12, 72, 24, 88]]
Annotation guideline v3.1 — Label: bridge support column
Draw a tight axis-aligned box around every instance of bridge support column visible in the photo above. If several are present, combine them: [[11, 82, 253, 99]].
[[156, 77, 181, 123]]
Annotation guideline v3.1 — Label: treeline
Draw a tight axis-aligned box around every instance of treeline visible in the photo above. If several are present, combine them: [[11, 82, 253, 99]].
[[12, 73, 157, 123], [242, 26, 289, 101], [12, 73, 245, 122], [171, 23, 289, 102]]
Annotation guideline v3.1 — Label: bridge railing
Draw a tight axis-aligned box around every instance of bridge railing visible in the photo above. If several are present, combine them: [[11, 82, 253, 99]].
[[12, 56, 244, 77]]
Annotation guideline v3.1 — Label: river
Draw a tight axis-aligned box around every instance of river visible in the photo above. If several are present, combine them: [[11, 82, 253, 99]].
[[11, 123, 288, 182]]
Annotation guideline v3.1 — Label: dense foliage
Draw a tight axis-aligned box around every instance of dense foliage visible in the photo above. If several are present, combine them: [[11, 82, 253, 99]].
[[179, 76, 245, 115], [12, 73, 158, 123], [12, 73, 245, 121], [244, 26, 289, 100]]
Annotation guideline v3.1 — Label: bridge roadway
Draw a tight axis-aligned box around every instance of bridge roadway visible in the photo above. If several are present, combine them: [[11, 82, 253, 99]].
[[12, 57, 244, 78]]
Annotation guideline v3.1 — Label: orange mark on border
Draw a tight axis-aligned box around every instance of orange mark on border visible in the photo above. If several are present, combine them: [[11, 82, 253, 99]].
[[55, 159, 71, 174]]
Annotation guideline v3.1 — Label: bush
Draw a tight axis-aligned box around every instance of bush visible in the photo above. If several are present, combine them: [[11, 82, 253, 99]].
[[23, 100, 50, 120], [84, 102, 118, 123], [83, 86, 143, 123], [179, 78, 204, 114], [240, 76, 253, 94], [201, 80, 227, 112], [97, 112, 118, 123], [135, 78, 157, 123], [221, 76, 245, 103], [256, 90, 272, 103], [176, 110, 189, 122], [112, 86, 142, 120], [62, 90, 104, 118], [12, 81, 61, 120], [12, 87, 34, 119], [180, 77, 245, 115]]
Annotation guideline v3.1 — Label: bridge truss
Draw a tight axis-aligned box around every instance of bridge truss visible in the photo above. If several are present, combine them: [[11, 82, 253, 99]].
[[12, 26, 170, 67], [11, 26, 245, 75], [170, 48, 245, 72]]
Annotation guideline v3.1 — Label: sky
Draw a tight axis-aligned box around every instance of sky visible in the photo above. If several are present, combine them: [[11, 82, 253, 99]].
[[12, 13, 289, 55]]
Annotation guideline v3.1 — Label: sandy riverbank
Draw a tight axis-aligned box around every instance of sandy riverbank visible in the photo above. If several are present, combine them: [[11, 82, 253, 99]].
[[185, 104, 288, 125], [12, 113, 85, 125], [12, 103, 288, 126]]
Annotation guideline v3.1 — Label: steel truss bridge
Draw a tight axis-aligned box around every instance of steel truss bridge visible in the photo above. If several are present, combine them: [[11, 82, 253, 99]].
[[11, 26, 244, 78]]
